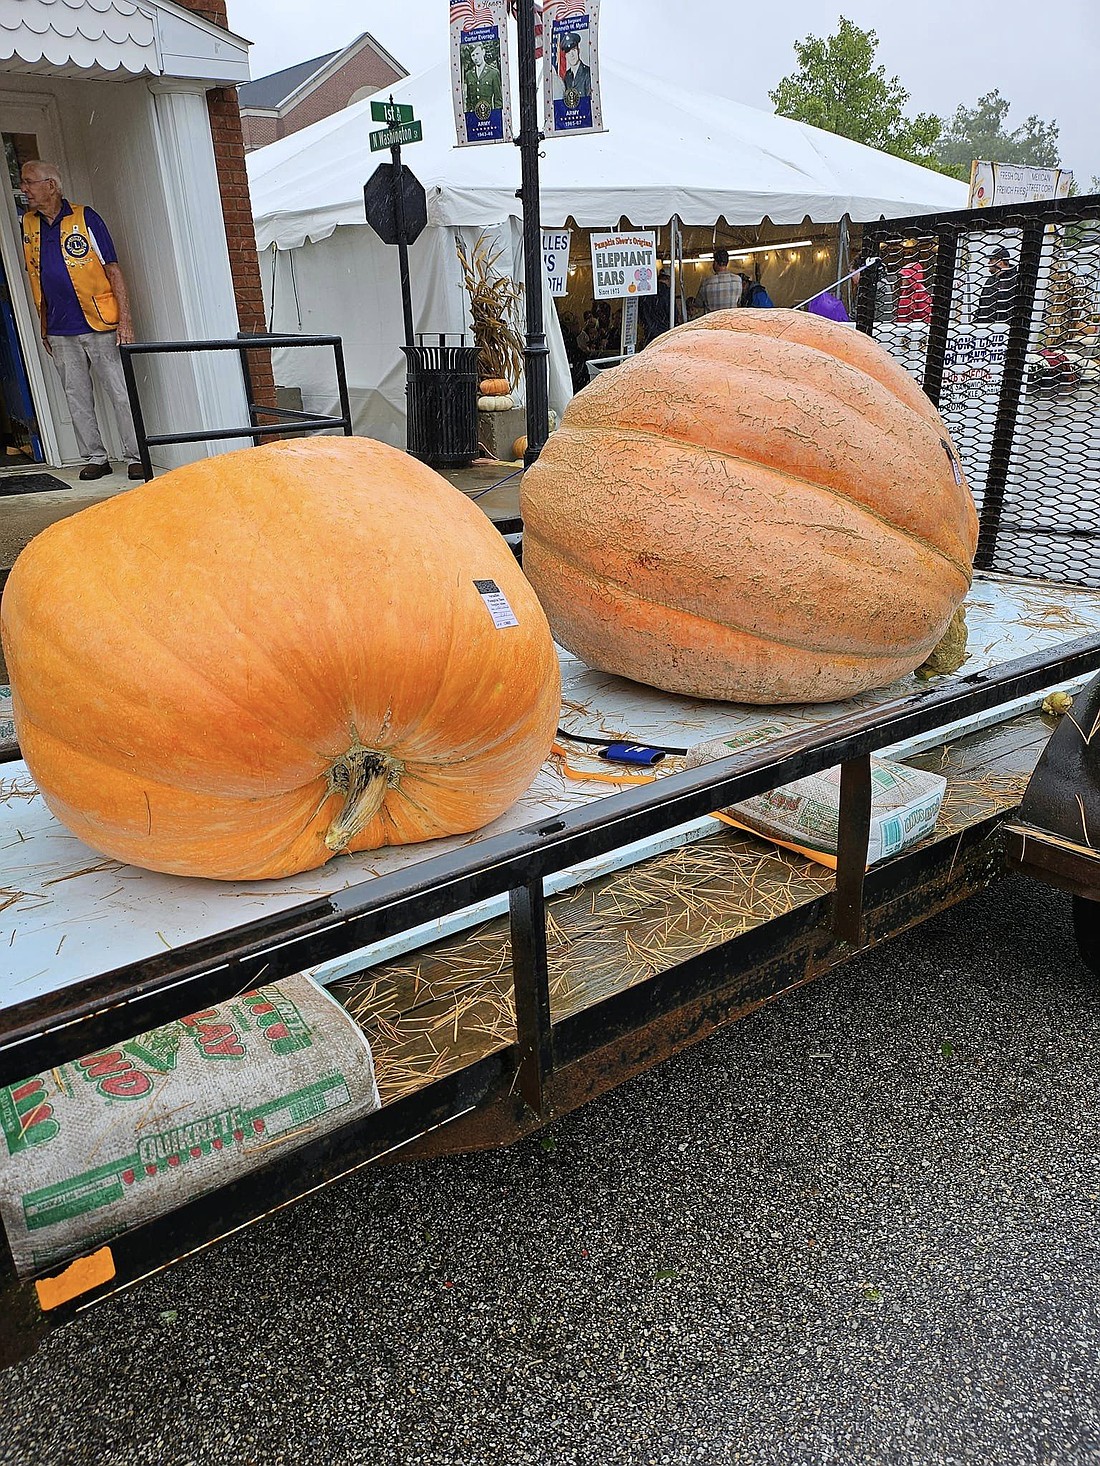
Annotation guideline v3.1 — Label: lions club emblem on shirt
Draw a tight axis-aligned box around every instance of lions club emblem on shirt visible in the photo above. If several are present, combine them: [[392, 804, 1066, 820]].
[[64, 232, 91, 259]]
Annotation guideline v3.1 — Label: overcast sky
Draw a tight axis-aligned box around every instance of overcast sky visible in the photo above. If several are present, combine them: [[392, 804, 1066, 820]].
[[227, 0, 1100, 185]]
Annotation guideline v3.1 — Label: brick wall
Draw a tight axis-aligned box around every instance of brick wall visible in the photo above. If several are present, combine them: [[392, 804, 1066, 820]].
[[178, 0, 274, 406], [240, 112, 278, 152], [277, 45, 404, 137]]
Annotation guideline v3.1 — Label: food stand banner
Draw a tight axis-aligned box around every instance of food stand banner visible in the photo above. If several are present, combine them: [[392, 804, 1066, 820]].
[[589, 230, 657, 300], [542, 229, 571, 296], [542, 1, 604, 138], [450, 0, 514, 147], [968, 161, 1073, 207]]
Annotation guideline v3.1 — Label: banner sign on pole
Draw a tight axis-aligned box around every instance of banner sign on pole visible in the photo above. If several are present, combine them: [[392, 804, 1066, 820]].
[[589, 229, 657, 301], [542, 0, 604, 137], [542, 229, 571, 296], [450, 0, 514, 147], [968, 161, 1074, 207]]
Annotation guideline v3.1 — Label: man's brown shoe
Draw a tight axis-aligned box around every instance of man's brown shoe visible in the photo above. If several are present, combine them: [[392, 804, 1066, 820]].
[[128, 463, 147, 481], [79, 462, 111, 481]]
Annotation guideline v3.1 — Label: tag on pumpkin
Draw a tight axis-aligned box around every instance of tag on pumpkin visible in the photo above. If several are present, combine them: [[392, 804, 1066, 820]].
[[473, 579, 519, 629]]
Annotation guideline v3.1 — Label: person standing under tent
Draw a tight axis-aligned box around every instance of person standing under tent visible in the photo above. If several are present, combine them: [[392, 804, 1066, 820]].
[[696, 248, 742, 313], [739, 272, 774, 308], [896, 260, 933, 323], [974, 246, 1019, 325], [20, 160, 143, 480], [640, 265, 680, 344]]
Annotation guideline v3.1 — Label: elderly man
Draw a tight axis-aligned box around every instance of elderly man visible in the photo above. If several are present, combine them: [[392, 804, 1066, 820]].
[[696, 247, 742, 313], [20, 160, 143, 481]]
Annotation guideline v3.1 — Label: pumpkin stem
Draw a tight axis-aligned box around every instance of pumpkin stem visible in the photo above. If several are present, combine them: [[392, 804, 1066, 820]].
[[324, 746, 397, 853]]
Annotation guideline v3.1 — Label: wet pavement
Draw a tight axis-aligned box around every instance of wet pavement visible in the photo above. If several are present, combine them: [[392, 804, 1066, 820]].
[[2, 873, 1098, 1466]]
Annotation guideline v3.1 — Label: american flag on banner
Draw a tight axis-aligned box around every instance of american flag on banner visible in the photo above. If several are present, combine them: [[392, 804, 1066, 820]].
[[451, 1, 497, 27]]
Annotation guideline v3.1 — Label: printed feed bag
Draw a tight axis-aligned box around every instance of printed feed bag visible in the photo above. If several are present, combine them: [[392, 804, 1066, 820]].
[[0, 973, 380, 1277]]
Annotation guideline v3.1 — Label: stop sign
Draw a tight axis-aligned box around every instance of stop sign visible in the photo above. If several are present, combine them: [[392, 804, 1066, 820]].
[[363, 163, 428, 246]]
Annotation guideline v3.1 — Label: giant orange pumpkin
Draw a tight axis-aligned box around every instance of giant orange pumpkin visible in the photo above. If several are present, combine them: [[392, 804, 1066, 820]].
[[1, 437, 560, 880], [520, 309, 978, 704]]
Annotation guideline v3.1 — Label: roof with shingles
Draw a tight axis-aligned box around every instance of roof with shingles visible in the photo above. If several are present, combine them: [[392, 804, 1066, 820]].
[[239, 52, 339, 110]]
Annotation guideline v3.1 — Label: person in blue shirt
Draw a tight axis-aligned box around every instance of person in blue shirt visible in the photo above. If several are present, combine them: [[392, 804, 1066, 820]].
[[20, 160, 143, 481], [739, 272, 774, 308]]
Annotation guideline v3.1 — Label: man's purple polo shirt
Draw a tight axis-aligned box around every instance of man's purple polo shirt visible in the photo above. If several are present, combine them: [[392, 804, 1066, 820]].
[[35, 200, 118, 337]]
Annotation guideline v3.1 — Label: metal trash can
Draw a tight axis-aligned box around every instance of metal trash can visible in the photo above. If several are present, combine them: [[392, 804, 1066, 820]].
[[402, 341, 481, 468]]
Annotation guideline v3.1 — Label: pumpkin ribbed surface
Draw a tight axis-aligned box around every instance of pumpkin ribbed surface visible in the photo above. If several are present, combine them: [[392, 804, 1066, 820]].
[[1, 437, 560, 880], [520, 309, 978, 704]]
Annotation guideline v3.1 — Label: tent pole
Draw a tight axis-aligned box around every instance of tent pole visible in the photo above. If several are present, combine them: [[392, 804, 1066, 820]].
[[670, 216, 680, 332], [515, 0, 550, 467]]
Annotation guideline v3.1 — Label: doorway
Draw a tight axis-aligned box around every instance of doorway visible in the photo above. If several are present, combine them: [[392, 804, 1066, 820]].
[[0, 92, 72, 469], [0, 131, 40, 461]]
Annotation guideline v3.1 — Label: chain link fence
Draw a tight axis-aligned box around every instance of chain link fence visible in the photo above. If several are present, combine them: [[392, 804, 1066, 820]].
[[857, 195, 1100, 586]]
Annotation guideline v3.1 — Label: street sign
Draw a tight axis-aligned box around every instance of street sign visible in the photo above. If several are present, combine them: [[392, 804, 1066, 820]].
[[371, 99, 415, 125], [369, 120, 423, 152], [363, 163, 427, 247]]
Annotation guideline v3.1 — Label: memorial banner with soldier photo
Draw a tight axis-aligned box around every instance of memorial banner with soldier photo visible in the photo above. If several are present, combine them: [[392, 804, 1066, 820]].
[[451, 0, 514, 147], [542, 1, 604, 138]]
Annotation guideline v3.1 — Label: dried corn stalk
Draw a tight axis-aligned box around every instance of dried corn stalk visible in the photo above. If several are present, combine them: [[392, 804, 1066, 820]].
[[455, 233, 524, 388]]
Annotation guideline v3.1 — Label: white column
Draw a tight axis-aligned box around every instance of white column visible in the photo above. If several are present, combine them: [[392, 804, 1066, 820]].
[[150, 85, 251, 463]]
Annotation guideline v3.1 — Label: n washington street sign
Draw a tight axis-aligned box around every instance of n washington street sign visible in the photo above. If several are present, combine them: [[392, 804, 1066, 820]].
[[369, 120, 423, 152]]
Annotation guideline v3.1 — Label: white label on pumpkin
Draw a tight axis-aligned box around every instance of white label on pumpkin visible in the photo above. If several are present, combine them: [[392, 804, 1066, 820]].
[[474, 578, 519, 629]]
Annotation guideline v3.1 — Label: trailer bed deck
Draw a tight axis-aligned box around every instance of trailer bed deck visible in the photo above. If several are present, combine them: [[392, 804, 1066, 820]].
[[2, 572, 1097, 1018], [333, 707, 1050, 1109]]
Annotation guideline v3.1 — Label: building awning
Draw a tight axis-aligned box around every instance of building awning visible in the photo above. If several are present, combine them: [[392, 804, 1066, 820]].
[[0, 0, 250, 86]]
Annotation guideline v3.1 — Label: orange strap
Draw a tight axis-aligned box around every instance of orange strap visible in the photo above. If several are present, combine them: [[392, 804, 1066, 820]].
[[550, 742, 658, 786]]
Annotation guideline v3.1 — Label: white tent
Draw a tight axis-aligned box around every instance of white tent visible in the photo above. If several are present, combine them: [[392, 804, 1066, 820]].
[[249, 60, 969, 444]]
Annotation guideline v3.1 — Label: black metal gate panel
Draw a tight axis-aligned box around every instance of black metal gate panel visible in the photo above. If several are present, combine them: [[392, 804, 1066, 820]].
[[857, 195, 1100, 587]]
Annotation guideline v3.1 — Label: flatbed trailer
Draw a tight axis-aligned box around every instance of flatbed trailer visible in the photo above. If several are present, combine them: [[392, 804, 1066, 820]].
[[3, 567, 1100, 1364]]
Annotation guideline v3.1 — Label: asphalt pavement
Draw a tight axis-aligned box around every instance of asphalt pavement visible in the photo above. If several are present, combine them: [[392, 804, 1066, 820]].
[[2, 872, 1099, 1466]]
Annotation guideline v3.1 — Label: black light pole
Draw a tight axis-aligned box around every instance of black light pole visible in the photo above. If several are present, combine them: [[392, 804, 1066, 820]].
[[515, 0, 550, 467]]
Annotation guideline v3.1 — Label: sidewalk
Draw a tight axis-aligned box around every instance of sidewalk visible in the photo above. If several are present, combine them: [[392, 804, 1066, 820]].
[[0, 463, 135, 571], [0, 455, 524, 572]]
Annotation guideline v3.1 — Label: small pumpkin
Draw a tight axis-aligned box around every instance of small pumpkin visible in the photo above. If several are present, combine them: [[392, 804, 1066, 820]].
[[1, 438, 561, 880], [479, 378, 511, 396], [477, 394, 514, 412], [520, 309, 978, 704], [512, 435, 528, 461]]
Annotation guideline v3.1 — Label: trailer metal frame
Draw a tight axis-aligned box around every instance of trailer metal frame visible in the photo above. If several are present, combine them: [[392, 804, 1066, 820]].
[[3, 631, 1100, 1359]]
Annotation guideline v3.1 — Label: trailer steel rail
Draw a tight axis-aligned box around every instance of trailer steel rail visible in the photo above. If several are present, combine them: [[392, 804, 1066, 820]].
[[119, 334, 353, 483]]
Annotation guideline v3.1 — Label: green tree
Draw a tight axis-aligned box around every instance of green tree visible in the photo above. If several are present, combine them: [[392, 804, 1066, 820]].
[[769, 16, 942, 168], [935, 90, 1062, 180]]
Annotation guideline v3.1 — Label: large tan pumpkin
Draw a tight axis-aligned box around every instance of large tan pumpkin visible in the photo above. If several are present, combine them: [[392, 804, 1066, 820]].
[[521, 309, 978, 704], [1, 437, 560, 880]]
